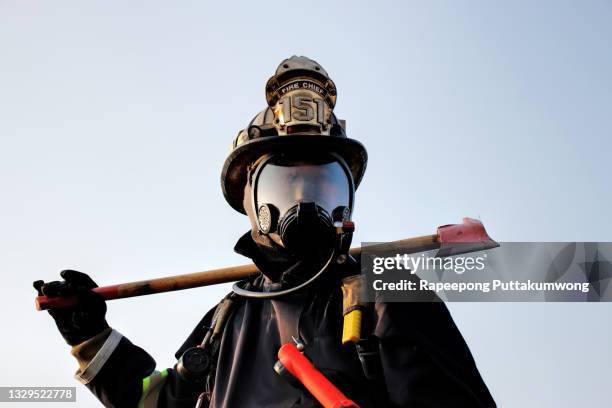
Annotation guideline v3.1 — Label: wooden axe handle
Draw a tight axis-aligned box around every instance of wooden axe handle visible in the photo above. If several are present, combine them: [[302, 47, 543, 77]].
[[35, 218, 495, 310]]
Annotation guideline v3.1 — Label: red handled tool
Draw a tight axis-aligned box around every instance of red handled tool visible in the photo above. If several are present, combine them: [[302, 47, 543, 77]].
[[275, 342, 359, 408]]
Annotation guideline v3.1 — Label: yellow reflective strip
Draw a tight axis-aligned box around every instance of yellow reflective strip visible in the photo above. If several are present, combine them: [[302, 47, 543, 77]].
[[138, 369, 169, 408], [138, 374, 154, 408], [143, 376, 151, 393]]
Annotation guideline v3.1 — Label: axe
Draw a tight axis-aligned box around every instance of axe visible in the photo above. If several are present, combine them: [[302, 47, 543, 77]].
[[35, 217, 497, 311]]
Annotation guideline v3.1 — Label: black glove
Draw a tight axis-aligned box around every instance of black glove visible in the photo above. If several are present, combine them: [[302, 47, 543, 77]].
[[33, 270, 109, 346]]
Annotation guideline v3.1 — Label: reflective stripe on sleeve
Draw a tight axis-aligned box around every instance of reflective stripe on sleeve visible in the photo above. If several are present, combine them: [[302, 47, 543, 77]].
[[74, 329, 123, 384], [138, 369, 169, 408]]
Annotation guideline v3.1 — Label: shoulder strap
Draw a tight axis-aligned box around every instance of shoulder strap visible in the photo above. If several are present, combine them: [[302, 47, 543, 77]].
[[195, 293, 243, 402]]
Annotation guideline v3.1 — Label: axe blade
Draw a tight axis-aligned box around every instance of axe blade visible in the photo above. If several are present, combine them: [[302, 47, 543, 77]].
[[435, 217, 500, 257]]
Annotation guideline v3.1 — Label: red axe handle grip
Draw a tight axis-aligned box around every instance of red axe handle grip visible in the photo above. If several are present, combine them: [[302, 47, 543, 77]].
[[278, 343, 360, 408], [35, 285, 122, 310]]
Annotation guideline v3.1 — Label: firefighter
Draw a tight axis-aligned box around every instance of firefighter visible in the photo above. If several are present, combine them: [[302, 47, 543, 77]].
[[34, 56, 496, 407]]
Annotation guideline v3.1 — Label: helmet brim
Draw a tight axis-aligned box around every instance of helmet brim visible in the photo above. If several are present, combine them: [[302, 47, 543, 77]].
[[221, 135, 367, 214]]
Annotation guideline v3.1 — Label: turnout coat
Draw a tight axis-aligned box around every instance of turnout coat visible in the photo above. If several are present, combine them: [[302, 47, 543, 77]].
[[71, 233, 496, 407]]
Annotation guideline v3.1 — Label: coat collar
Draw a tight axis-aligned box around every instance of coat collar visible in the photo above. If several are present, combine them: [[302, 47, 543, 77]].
[[233, 230, 359, 284]]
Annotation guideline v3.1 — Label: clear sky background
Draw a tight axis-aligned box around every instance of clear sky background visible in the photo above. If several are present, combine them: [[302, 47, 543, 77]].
[[1, 1, 611, 407]]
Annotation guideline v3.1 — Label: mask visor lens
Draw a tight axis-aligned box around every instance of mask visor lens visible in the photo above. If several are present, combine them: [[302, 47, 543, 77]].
[[255, 156, 351, 216]]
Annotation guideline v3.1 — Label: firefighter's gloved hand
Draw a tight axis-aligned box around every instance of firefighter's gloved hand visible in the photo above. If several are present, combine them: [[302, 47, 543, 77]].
[[33, 270, 109, 346]]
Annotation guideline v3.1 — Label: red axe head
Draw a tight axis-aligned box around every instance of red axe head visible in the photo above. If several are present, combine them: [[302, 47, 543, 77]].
[[436, 217, 499, 257]]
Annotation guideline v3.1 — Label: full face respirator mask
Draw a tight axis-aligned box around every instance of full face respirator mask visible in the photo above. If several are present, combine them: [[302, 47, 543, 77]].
[[232, 152, 356, 299], [250, 152, 355, 258]]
